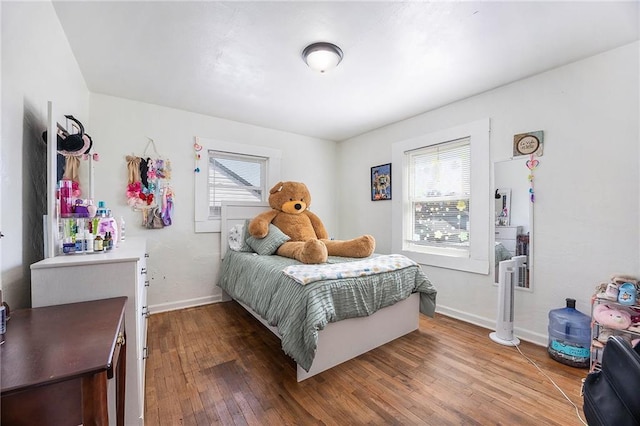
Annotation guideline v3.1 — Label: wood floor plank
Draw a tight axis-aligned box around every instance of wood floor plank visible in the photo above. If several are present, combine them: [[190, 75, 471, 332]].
[[145, 301, 589, 425]]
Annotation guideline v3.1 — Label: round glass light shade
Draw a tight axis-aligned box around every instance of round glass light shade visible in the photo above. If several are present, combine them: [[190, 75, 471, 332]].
[[302, 42, 343, 73]]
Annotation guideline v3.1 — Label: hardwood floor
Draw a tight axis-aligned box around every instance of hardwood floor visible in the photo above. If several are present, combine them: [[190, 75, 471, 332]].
[[145, 301, 589, 425]]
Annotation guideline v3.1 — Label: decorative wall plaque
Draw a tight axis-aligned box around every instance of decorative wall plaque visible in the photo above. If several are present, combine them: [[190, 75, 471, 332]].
[[513, 131, 544, 157]]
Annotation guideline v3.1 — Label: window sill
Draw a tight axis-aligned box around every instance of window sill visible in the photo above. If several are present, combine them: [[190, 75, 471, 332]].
[[401, 249, 489, 275]]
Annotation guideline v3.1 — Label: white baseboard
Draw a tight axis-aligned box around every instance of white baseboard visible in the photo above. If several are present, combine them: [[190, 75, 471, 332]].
[[436, 305, 548, 347], [149, 295, 220, 314]]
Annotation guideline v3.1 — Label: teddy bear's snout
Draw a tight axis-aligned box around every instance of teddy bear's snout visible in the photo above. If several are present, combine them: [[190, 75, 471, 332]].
[[281, 199, 307, 214]]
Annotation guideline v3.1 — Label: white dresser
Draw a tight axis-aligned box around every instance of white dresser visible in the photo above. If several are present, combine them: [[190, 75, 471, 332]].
[[495, 226, 522, 256], [30, 237, 148, 426]]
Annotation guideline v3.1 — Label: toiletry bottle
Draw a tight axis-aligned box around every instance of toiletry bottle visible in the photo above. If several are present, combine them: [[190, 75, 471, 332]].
[[59, 179, 74, 218], [97, 201, 106, 217], [75, 236, 83, 253], [94, 235, 104, 252], [63, 237, 75, 254], [74, 222, 83, 253], [87, 199, 97, 218], [85, 230, 94, 253], [105, 232, 112, 251]]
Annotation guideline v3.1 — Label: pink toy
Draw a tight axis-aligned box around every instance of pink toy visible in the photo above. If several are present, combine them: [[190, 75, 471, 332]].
[[593, 304, 632, 330]]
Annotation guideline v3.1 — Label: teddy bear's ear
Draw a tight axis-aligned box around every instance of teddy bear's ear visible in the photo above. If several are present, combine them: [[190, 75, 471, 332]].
[[270, 182, 284, 194]]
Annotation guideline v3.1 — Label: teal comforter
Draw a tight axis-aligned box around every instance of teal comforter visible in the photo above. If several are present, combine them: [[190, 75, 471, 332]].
[[217, 251, 437, 371]]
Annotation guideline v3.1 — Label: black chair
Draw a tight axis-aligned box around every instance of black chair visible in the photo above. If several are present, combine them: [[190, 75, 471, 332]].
[[583, 336, 640, 425]]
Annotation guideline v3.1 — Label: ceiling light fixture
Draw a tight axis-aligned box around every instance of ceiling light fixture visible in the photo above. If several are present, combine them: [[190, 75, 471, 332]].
[[302, 42, 343, 73]]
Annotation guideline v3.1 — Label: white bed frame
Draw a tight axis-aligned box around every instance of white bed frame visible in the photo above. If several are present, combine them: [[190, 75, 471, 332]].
[[220, 201, 420, 382]]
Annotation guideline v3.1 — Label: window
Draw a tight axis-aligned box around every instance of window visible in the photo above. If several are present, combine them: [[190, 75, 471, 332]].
[[408, 138, 470, 253], [391, 119, 490, 274], [194, 137, 281, 233], [207, 151, 266, 218]]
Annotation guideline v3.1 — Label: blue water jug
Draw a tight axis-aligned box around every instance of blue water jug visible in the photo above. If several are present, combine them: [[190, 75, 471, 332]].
[[547, 298, 591, 368]]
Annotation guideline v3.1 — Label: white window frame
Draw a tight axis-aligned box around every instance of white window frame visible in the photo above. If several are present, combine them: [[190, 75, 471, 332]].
[[194, 137, 281, 233], [406, 138, 471, 254], [391, 119, 490, 274]]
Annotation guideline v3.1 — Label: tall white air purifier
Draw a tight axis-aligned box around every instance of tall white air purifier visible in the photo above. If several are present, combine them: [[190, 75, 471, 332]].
[[490, 255, 527, 346]]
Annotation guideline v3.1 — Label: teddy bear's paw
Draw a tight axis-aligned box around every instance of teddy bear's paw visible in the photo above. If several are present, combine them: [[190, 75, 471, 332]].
[[323, 235, 376, 258], [248, 220, 269, 238], [351, 235, 376, 257], [300, 240, 328, 264]]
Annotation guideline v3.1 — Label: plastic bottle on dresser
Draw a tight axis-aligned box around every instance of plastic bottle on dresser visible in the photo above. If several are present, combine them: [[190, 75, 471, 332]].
[[96, 201, 118, 247], [87, 199, 97, 218], [96, 201, 107, 217], [85, 230, 94, 253], [74, 232, 83, 253]]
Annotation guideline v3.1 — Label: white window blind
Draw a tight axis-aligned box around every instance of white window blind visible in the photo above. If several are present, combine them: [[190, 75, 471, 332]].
[[194, 137, 281, 233], [407, 137, 471, 251], [208, 151, 266, 218]]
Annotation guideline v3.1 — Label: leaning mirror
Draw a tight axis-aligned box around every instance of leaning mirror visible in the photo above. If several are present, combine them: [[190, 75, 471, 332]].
[[494, 158, 532, 289]]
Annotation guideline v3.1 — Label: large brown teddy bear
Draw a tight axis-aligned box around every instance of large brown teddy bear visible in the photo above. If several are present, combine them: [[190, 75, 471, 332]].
[[248, 181, 375, 264]]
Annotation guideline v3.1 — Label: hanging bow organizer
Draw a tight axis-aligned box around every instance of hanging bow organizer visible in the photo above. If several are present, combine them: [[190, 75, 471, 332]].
[[125, 138, 174, 229]]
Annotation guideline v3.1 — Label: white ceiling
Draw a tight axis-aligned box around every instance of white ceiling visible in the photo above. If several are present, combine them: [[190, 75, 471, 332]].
[[53, 1, 639, 141]]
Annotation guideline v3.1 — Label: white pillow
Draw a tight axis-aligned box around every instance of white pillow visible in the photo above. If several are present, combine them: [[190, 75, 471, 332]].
[[228, 220, 253, 252]]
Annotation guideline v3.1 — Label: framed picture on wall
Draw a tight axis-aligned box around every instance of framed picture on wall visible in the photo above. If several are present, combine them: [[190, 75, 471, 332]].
[[371, 163, 392, 201]]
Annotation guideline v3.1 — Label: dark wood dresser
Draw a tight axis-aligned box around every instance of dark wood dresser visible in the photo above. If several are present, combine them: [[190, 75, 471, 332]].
[[1, 297, 127, 426]]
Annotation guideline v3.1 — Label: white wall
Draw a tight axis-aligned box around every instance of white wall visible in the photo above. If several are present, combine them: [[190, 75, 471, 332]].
[[1, 1, 90, 308], [88, 94, 336, 312], [337, 42, 640, 345]]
